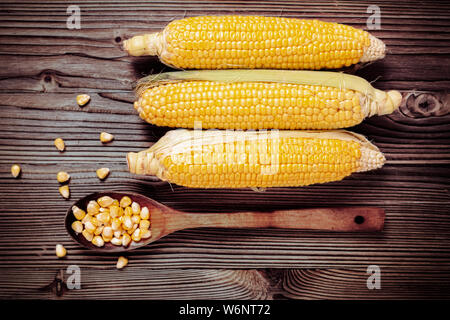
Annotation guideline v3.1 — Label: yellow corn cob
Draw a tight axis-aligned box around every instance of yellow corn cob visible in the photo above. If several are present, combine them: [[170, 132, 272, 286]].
[[123, 16, 385, 70], [127, 129, 385, 189], [134, 70, 401, 130]]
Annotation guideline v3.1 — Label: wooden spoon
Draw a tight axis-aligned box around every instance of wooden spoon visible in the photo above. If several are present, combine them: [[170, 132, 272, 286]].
[[65, 191, 385, 252]]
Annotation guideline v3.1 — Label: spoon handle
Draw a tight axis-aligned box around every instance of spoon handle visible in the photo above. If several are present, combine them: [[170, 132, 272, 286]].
[[179, 207, 385, 232]]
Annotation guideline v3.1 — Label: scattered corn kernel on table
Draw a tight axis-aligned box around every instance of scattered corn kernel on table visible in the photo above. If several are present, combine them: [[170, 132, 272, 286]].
[[1, 0, 449, 300]]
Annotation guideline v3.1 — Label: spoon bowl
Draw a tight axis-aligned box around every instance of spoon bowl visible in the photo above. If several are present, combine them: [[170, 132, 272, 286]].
[[65, 191, 172, 252], [65, 191, 386, 253]]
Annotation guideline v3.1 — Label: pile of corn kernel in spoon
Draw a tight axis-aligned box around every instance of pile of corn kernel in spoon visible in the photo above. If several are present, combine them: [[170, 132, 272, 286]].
[[71, 196, 151, 248]]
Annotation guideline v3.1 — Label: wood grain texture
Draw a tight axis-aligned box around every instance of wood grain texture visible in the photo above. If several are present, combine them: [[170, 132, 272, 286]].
[[0, 268, 270, 300], [0, 0, 449, 299], [281, 268, 450, 300]]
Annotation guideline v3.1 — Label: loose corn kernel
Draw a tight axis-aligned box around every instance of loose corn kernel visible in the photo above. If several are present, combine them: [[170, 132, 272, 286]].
[[96, 212, 110, 224], [94, 225, 104, 236], [82, 229, 94, 242], [96, 167, 110, 180], [111, 199, 120, 207], [55, 244, 67, 258], [139, 219, 150, 230], [131, 215, 141, 224], [85, 221, 96, 233], [123, 216, 133, 230], [109, 205, 121, 218], [102, 226, 113, 238], [126, 227, 132, 235], [56, 171, 70, 183], [87, 200, 100, 214], [102, 233, 112, 243], [97, 196, 114, 207], [141, 229, 152, 239], [100, 132, 114, 143], [111, 218, 122, 231], [90, 217, 99, 227], [11, 164, 21, 178], [116, 256, 128, 269], [92, 236, 105, 247], [122, 233, 131, 247], [81, 214, 92, 224], [71, 221, 83, 233], [120, 196, 132, 208], [131, 228, 141, 242], [111, 237, 122, 246], [54, 138, 65, 152], [72, 206, 86, 220], [124, 206, 133, 216], [76, 94, 90, 107], [99, 207, 110, 214], [59, 185, 70, 199], [140, 206, 150, 220], [131, 202, 140, 215]]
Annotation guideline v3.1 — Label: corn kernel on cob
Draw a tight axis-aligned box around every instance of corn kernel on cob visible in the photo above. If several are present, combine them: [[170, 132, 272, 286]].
[[127, 129, 385, 188], [134, 70, 401, 130], [124, 16, 385, 70]]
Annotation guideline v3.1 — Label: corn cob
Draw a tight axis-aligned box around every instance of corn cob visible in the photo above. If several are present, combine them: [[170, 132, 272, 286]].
[[127, 129, 385, 189], [124, 16, 385, 70], [134, 70, 401, 130]]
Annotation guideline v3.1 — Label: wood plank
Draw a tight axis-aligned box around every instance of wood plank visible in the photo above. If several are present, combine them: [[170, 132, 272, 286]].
[[0, 1, 449, 93], [2, 266, 450, 300], [0, 268, 270, 299], [0, 0, 449, 299], [281, 268, 450, 299]]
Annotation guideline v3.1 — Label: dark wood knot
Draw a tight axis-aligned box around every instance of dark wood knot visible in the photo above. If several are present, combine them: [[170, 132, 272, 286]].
[[113, 30, 123, 45], [40, 71, 54, 83], [38, 269, 68, 297], [39, 71, 58, 92], [403, 92, 449, 118]]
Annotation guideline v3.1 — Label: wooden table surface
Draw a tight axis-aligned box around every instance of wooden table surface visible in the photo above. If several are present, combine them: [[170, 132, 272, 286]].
[[0, 0, 449, 300]]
